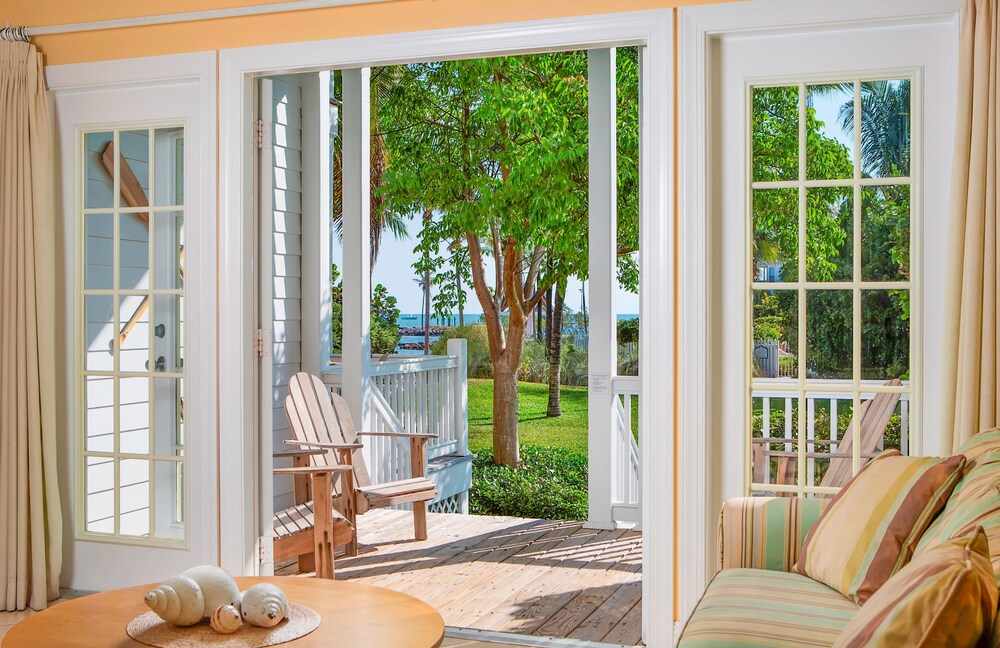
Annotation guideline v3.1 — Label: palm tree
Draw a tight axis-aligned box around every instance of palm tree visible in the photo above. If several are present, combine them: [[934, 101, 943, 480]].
[[821, 80, 911, 177], [332, 68, 409, 267]]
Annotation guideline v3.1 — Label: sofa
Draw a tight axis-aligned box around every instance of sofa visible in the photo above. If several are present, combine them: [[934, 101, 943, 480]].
[[678, 428, 1000, 647]]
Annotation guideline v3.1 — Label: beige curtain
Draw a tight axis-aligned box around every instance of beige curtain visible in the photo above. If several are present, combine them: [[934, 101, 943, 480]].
[[943, 0, 1000, 451], [0, 40, 62, 611]]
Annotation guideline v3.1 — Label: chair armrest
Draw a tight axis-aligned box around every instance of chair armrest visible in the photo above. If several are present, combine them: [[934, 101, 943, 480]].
[[273, 449, 328, 459], [273, 466, 353, 475], [718, 496, 828, 573], [284, 439, 364, 450], [357, 432, 438, 440]]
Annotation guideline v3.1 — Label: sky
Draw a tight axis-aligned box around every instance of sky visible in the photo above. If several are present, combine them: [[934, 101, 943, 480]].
[[332, 214, 641, 316], [810, 85, 855, 155]]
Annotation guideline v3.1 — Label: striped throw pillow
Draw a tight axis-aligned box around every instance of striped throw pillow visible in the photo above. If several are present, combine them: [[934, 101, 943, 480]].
[[833, 527, 997, 647], [796, 450, 966, 605]]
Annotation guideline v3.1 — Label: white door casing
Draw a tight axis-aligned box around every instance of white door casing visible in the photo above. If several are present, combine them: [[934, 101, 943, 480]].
[[48, 53, 218, 591]]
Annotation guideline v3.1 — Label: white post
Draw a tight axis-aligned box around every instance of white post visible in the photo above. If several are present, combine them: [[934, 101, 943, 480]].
[[586, 48, 617, 531], [341, 68, 372, 430], [301, 71, 332, 374], [449, 338, 469, 457]]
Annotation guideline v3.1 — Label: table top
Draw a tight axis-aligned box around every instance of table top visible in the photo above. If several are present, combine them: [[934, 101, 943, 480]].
[[2, 576, 444, 648]]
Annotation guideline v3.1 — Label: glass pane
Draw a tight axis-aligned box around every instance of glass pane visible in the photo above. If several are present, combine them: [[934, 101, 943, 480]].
[[861, 290, 910, 380], [153, 378, 183, 457], [85, 456, 115, 534], [84, 132, 114, 209], [860, 79, 910, 178], [84, 213, 114, 290], [119, 295, 150, 372], [84, 376, 115, 453], [153, 211, 184, 290], [752, 188, 798, 282], [119, 458, 150, 537], [752, 86, 799, 182], [153, 128, 185, 207], [154, 460, 185, 539], [752, 291, 798, 380], [119, 212, 150, 290], [878, 399, 910, 455], [806, 83, 855, 180], [152, 295, 183, 373], [805, 394, 855, 487], [751, 394, 799, 490], [84, 295, 115, 371], [806, 187, 853, 282], [862, 185, 910, 281], [119, 377, 150, 454], [117, 129, 151, 208], [806, 290, 852, 380]]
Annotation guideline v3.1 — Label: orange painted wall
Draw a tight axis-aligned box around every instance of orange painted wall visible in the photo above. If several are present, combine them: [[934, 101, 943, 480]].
[[9, 0, 733, 65]]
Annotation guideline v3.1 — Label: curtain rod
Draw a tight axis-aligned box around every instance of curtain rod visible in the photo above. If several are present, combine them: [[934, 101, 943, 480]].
[[20, 0, 402, 37]]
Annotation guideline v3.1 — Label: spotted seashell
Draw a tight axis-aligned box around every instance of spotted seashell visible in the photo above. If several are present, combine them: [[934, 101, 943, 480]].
[[240, 583, 290, 628], [210, 604, 243, 634], [144, 575, 205, 626]]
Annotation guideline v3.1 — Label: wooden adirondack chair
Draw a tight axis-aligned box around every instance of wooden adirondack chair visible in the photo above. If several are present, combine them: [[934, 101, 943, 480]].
[[752, 379, 903, 492], [271, 448, 355, 578], [284, 372, 438, 556]]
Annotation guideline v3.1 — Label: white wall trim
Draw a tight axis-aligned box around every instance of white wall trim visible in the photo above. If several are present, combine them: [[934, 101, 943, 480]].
[[676, 0, 962, 633], [218, 10, 674, 645]]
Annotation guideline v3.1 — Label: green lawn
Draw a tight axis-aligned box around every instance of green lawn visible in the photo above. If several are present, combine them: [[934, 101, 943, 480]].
[[467, 378, 639, 454]]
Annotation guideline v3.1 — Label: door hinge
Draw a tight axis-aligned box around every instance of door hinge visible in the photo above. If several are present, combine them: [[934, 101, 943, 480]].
[[253, 329, 270, 358], [255, 118, 268, 150], [256, 536, 273, 565]]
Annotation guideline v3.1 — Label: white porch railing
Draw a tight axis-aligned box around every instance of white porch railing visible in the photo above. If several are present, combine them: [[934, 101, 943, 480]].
[[752, 380, 910, 486], [612, 375, 640, 526], [322, 338, 469, 485]]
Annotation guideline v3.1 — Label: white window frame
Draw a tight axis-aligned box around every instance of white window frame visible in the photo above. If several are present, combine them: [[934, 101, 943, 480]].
[[76, 119, 189, 548], [745, 71, 921, 497]]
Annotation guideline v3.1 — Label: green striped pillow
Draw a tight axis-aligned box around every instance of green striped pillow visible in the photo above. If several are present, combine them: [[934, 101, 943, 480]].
[[834, 527, 997, 647], [796, 450, 966, 605]]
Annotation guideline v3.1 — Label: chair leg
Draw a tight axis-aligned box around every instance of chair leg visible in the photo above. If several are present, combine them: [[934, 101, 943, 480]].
[[312, 472, 335, 579], [413, 501, 428, 541]]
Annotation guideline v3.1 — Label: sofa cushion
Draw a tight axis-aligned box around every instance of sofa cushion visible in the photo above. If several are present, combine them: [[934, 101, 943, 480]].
[[955, 427, 1000, 468], [834, 527, 997, 648], [796, 450, 966, 605], [719, 496, 828, 572], [679, 568, 857, 647]]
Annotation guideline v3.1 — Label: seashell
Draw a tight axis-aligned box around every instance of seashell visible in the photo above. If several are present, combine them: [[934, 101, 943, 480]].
[[144, 575, 205, 626], [181, 565, 242, 614], [210, 604, 243, 634], [240, 583, 290, 628]]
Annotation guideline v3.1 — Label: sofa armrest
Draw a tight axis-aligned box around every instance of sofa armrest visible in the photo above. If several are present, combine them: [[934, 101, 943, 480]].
[[718, 496, 828, 572]]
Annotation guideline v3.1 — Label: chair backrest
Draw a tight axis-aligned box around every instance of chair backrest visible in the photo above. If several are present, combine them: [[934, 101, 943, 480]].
[[285, 372, 372, 489], [820, 378, 902, 488]]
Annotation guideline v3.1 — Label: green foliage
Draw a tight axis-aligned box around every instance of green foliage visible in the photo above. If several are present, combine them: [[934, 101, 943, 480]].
[[329, 263, 401, 355], [617, 318, 639, 345], [471, 446, 589, 520], [431, 325, 494, 378]]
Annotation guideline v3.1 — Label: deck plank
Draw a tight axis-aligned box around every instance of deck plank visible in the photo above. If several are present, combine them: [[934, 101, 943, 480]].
[[282, 509, 641, 644]]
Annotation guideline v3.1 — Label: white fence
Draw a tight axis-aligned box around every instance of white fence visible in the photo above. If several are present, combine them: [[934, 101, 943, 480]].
[[612, 375, 641, 525], [752, 381, 909, 486], [323, 339, 469, 485]]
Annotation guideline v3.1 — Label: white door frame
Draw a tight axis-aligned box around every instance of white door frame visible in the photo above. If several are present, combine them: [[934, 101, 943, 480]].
[[676, 0, 962, 628], [46, 51, 219, 589], [218, 10, 675, 645]]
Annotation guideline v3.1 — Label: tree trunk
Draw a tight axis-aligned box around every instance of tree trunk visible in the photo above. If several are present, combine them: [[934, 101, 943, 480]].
[[423, 270, 431, 355], [547, 281, 566, 417], [492, 352, 521, 467], [456, 251, 465, 327]]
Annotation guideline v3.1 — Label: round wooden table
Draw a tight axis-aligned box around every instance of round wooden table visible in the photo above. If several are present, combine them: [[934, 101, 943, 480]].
[[2, 576, 444, 648]]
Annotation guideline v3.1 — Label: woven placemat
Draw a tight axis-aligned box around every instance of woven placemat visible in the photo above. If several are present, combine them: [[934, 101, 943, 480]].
[[126, 604, 320, 647]]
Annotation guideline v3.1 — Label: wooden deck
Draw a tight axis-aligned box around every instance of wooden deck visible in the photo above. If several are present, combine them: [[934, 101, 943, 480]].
[[276, 509, 642, 645]]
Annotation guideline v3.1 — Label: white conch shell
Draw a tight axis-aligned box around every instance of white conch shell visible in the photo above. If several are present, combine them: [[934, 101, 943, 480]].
[[210, 604, 243, 634], [180, 565, 242, 615], [144, 575, 205, 626], [240, 583, 290, 628]]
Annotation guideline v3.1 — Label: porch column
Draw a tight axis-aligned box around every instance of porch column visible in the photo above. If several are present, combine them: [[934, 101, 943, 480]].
[[586, 48, 617, 531], [341, 67, 372, 429]]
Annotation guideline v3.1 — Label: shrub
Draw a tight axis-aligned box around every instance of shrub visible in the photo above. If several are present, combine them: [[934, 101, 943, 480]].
[[471, 446, 588, 521], [432, 324, 494, 377]]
